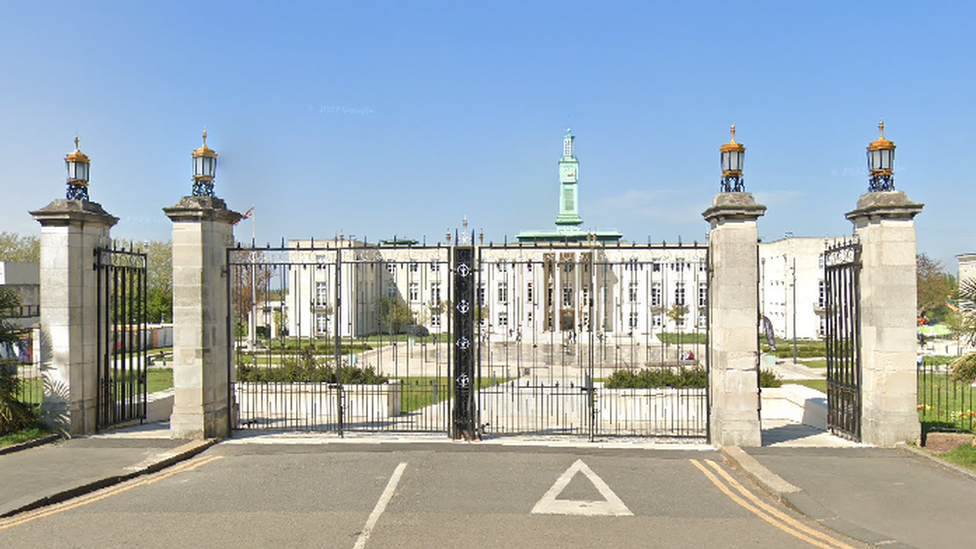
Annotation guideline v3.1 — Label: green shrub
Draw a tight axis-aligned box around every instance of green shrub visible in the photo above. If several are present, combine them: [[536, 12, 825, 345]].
[[759, 369, 783, 388], [656, 333, 707, 345], [605, 367, 706, 389], [236, 348, 388, 384], [950, 353, 976, 384]]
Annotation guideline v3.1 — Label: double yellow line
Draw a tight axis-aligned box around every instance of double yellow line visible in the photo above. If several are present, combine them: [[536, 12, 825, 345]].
[[691, 459, 859, 549], [0, 454, 224, 532]]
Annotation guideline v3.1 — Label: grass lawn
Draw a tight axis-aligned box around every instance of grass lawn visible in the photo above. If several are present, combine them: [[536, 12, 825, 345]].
[[0, 424, 52, 450], [787, 379, 827, 393], [939, 443, 976, 473], [394, 375, 510, 413], [17, 368, 173, 405], [799, 359, 827, 369]]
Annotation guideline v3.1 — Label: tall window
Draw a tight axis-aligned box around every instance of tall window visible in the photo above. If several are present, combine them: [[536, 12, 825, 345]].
[[386, 263, 396, 275], [431, 263, 440, 272], [629, 312, 639, 329], [526, 282, 534, 303], [562, 285, 573, 307], [431, 283, 441, 303], [409, 282, 419, 302], [675, 283, 686, 306], [477, 284, 485, 306], [651, 283, 662, 308], [627, 259, 638, 272], [698, 284, 707, 308], [498, 282, 508, 304], [698, 312, 707, 329], [818, 280, 826, 309], [652, 314, 662, 328], [315, 313, 329, 335], [409, 261, 418, 273], [581, 286, 590, 306], [498, 312, 508, 327], [629, 282, 639, 303], [652, 262, 661, 272], [431, 314, 441, 328], [315, 282, 328, 307]]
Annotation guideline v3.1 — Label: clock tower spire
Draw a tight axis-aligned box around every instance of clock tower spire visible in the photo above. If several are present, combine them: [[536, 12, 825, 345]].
[[555, 129, 583, 232]]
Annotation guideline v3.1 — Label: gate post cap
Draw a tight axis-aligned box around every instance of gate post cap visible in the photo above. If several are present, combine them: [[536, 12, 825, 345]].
[[164, 195, 242, 224], [846, 190, 923, 222], [702, 192, 766, 224], [31, 198, 119, 227]]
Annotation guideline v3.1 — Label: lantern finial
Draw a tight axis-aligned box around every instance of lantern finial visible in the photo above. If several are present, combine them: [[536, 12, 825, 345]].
[[74, 135, 79, 150], [729, 123, 736, 143], [878, 119, 884, 137], [202, 127, 208, 145]]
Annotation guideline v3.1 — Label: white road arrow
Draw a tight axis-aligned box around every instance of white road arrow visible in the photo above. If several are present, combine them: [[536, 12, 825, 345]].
[[531, 459, 633, 517]]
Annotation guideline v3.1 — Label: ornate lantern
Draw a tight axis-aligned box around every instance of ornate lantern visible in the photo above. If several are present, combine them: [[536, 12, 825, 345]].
[[720, 124, 746, 192], [192, 128, 218, 197], [65, 136, 91, 201], [867, 120, 896, 192]]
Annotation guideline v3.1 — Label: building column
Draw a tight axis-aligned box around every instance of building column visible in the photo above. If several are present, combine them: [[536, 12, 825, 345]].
[[31, 200, 118, 435], [164, 196, 240, 439], [703, 192, 766, 447], [847, 191, 923, 447]]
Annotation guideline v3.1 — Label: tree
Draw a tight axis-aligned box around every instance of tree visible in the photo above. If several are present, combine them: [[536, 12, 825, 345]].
[[666, 304, 689, 329], [375, 296, 414, 336], [145, 240, 172, 323], [917, 253, 956, 323], [0, 232, 39, 263]]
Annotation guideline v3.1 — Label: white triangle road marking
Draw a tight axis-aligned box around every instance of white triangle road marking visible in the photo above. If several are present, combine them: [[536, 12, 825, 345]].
[[531, 459, 633, 517]]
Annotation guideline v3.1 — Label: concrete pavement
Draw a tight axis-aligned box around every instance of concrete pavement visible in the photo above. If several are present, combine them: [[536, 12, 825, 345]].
[[1, 420, 974, 549]]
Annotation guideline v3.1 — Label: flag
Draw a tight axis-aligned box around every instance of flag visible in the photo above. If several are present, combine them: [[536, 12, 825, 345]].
[[235, 206, 254, 225]]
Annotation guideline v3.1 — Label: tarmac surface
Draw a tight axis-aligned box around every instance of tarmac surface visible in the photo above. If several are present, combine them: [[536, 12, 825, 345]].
[[1, 420, 974, 549]]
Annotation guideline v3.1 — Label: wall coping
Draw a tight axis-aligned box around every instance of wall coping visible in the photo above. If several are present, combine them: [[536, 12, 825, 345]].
[[30, 199, 119, 228], [702, 192, 767, 223], [164, 196, 242, 224], [846, 191, 923, 222]]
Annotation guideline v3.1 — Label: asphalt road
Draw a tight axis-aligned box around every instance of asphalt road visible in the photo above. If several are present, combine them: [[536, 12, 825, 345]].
[[0, 443, 869, 549]]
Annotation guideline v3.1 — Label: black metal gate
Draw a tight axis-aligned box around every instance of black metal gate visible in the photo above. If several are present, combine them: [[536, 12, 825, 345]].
[[95, 247, 148, 430], [824, 239, 862, 441], [227, 238, 708, 439], [228, 239, 454, 434], [473, 242, 708, 439]]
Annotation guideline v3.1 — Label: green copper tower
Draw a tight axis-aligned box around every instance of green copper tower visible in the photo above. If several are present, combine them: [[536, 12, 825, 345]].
[[516, 130, 621, 244], [555, 130, 583, 233]]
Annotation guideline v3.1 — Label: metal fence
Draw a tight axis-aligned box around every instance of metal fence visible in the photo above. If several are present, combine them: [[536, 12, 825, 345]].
[[917, 362, 976, 433]]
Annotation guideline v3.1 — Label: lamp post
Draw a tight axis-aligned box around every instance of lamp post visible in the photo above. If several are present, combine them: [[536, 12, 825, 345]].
[[65, 136, 91, 201], [720, 124, 746, 192], [867, 120, 896, 192], [192, 128, 218, 197]]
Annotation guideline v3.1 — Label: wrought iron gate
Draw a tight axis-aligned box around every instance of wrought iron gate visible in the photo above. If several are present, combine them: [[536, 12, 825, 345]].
[[473, 242, 708, 439], [228, 240, 454, 434], [95, 247, 148, 430], [227, 238, 708, 439], [824, 239, 862, 441]]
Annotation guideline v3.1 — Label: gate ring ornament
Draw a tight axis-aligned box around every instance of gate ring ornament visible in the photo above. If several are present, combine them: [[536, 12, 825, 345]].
[[456, 300, 470, 314], [456, 337, 470, 350], [457, 264, 471, 278], [456, 374, 470, 389]]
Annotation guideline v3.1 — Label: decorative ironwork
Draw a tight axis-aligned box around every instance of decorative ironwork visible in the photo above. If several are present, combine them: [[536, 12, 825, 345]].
[[720, 176, 745, 193], [824, 239, 862, 441], [192, 180, 215, 197], [95, 246, 148, 430], [453, 244, 476, 439], [868, 174, 895, 193], [66, 183, 89, 201]]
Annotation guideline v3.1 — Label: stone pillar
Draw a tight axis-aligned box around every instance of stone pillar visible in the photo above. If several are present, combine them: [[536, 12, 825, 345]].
[[31, 200, 118, 435], [703, 193, 766, 447], [164, 196, 240, 439], [847, 191, 923, 447]]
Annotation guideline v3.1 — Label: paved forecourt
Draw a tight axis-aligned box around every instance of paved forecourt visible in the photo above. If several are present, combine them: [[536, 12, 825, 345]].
[[0, 442, 870, 549]]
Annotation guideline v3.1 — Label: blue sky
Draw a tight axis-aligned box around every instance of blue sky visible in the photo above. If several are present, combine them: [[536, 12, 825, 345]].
[[1, 2, 973, 267]]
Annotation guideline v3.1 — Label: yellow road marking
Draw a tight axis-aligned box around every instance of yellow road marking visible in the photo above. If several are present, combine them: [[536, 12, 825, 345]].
[[0, 455, 224, 531], [690, 459, 857, 549]]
